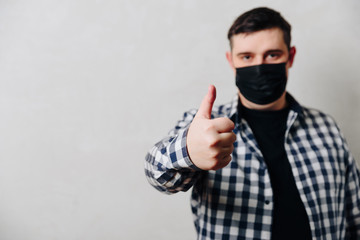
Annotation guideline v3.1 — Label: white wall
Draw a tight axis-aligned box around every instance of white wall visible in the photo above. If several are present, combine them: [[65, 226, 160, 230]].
[[0, 1, 359, 239]]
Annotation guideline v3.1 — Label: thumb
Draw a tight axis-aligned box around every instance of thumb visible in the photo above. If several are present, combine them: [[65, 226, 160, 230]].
[[196, 85, 216, 119]]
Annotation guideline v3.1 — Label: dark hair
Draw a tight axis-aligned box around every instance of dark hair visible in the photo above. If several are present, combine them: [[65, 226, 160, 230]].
[[227, 7, 291, 49]]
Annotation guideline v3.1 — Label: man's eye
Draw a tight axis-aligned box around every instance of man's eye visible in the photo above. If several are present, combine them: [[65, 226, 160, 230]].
[[242, 55, 251, 61], [267, 54, 279, 59]]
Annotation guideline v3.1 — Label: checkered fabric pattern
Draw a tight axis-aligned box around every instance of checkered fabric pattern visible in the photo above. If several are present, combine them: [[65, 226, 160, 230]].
[[144, 93, 360, 239]]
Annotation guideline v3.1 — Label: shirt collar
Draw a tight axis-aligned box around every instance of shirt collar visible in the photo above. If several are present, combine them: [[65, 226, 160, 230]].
[[228, 92, 304, 124]]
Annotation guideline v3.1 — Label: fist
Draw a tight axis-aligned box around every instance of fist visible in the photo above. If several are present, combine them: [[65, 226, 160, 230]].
[[187, 85, 237, 170]]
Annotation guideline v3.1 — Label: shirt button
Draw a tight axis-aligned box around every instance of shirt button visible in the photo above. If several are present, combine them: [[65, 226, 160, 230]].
[[265, 200, 270, 205]]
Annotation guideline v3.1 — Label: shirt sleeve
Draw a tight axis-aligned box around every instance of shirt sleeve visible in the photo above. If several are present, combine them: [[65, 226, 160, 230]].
[[144, 109, 203, 194], [344, 149, 360, 239]]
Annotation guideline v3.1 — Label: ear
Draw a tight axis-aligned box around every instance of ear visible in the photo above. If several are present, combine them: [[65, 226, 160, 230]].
[[288, 46, 296, 67], [226, 51, 236, 74]]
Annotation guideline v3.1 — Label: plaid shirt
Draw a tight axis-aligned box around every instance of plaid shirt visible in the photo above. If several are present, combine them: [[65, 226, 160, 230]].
[[145, 93, 360, 239]]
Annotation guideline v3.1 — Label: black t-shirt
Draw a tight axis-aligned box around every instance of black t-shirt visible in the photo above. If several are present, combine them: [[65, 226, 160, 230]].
[[241, 104, 312, 240]]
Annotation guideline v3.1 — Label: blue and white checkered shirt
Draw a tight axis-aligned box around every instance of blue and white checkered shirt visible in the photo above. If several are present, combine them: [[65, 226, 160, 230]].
[[145, 93, 360, 239]]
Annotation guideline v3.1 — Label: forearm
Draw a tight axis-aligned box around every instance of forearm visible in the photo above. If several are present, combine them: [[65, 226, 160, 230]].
[[145, 126, 202, 194]]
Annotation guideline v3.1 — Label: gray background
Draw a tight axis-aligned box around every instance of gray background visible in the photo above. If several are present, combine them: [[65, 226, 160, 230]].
[[0, 0, 359, 239]]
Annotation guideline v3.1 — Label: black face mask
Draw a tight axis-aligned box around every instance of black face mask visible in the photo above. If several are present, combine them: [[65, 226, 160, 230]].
[[235, 62, 287, 105]]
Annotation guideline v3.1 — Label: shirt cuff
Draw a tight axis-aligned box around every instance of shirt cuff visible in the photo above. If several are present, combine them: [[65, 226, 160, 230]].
[[167, 127, 202, 171]]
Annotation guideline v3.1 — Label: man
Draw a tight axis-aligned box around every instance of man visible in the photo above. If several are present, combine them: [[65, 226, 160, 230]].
[[145, 7, 360, 239]]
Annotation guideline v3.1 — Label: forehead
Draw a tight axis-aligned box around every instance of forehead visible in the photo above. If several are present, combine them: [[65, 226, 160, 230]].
[[231, 28, 287, 53]]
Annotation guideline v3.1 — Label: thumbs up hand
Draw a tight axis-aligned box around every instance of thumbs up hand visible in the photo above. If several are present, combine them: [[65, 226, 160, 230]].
[[187, 85, 237, 170]]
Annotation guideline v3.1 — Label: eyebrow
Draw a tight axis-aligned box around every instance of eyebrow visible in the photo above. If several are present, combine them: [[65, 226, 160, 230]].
[[236, 49, 284, 57], [236, 52, 252, 57], [265, 49, 284, 55]]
